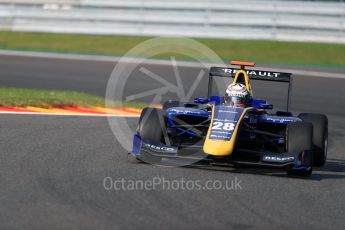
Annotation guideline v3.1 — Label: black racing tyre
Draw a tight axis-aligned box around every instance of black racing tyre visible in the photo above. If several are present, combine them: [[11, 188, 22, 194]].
[[138, 108, 167, 142], [137, 108, 167, 164], [298, 113, 328, 166], [286, 122, 313, 177], [162, 100, 185, 110]]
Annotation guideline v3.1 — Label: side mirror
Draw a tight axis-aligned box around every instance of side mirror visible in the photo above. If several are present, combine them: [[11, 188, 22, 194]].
[[209, 96, 222, 105], [194, 97, 209, 104], [258, 104, 273, 109]]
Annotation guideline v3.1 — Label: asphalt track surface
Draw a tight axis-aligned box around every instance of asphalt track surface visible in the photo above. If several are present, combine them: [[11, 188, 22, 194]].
[[1, 53, 345, 229]]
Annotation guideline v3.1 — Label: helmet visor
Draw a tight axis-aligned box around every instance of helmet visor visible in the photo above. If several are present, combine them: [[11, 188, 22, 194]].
[[223, 95, 245, 106]]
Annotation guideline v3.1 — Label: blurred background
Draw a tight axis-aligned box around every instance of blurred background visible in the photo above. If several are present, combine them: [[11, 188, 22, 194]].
[[0, 0, 344, 43], [0, 0, 344, 69]]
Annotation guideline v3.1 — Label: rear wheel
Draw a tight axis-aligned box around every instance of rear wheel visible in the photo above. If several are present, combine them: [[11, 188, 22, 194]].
[[298, 113, 328, 166], [137, 108, 167, 164], [286, 122, 313, 176]]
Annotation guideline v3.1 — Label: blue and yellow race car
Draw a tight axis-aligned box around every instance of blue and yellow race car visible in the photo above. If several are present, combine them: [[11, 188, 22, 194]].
[[131, 61, 328, 176]]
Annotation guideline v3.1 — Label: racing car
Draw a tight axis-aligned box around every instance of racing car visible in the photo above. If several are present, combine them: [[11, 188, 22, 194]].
[[131, 61, 328, 176]]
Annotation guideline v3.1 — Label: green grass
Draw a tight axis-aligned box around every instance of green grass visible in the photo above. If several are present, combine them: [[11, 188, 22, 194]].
[[1, 31, 345, 68], [199, 39, 345, 67], [0, 87, 147, 108]]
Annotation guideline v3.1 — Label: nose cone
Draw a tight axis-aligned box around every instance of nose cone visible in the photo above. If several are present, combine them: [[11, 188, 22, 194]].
[[203, 105, 248, 156], [203, 139, 236, 156]]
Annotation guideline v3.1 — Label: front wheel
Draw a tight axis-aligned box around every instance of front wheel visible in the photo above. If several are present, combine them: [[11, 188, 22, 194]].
[[285, 122, 313, 177], [298, 113, 328, 166], [162, 100, 186, 110], [137, 108, 167, 164]]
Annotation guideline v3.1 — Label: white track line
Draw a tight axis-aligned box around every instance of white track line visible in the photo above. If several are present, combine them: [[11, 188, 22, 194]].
[[0, 50, 344, 79], [0, 111, 139, 117], [0, 49, 203, 67]]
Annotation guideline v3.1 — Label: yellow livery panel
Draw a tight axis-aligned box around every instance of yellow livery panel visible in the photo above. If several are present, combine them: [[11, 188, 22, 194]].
[[203, 106, 252, 156]]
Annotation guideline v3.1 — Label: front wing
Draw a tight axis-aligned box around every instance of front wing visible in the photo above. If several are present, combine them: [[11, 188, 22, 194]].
[[131, 134, 312, 170]]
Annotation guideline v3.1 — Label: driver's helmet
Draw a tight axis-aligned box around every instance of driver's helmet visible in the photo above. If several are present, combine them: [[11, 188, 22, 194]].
[[224, 83, 250, 107]]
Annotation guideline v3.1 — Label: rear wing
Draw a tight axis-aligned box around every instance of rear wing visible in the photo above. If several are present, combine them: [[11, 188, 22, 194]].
[[208, 66, 293, 111], [209, 67, 292, 82]]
